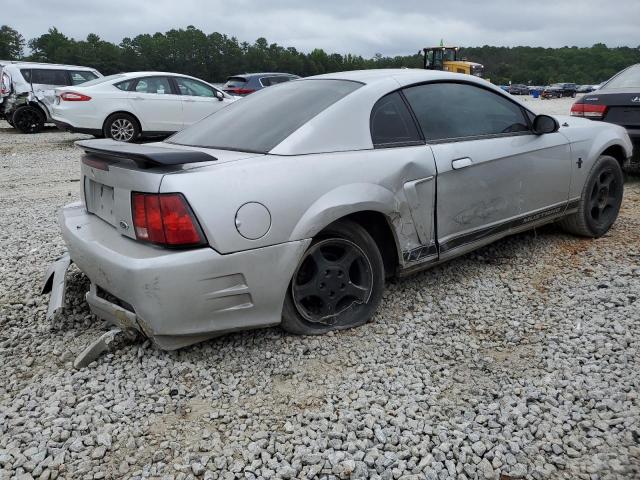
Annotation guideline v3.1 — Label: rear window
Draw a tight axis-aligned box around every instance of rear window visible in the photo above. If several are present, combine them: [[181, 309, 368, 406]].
[[224, 76, 248, 88], [602, 64, 640, 90], [21, 69, 70, 86], [81, 74, 124, 87], [168, 79, 361, 153]]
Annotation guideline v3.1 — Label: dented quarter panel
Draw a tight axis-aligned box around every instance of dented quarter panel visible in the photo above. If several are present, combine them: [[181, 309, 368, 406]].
[[160, 146, 438, 265]]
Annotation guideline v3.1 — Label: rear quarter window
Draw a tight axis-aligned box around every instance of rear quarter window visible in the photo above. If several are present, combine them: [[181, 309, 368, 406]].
[[370, 92, 422, 147], [69, 71, 99, 85]]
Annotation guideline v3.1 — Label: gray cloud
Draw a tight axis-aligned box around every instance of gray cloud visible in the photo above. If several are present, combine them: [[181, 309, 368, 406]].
[[9, 0, 640, 57]]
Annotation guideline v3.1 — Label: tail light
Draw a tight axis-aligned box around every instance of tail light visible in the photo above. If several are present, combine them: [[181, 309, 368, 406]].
[[571, 103, 607, 119], [1, 72, 10, 95], [131, 192, 206, 247], [224, 87, 255, 95], [60, 91, 92, 101]]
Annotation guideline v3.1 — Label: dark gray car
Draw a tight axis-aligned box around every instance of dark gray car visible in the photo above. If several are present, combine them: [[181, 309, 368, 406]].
[[222, 72, 300, 96]]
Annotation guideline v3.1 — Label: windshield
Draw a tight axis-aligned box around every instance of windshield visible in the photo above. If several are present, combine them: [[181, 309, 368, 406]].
[[78, 74, 123, 87], [168, 79, 362, 153], [602, 64, 640, 90]]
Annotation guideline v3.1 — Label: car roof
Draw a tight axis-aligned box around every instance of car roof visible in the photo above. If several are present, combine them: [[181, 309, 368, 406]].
[[0, 61, 97, 71], [228, 72, 297, 79], [309, 68, 471, 85], [272, 68, 524, 156]]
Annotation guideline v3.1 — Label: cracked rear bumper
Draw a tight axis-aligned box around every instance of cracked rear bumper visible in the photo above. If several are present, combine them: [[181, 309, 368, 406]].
[[55, 202, 309, 349]]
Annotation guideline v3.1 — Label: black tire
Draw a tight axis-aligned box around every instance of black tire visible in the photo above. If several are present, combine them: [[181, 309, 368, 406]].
[[103, 113, 140, 142], [559, 155, 624, 238], [12, 106, 45, 134], [282, 219, 385, 335]]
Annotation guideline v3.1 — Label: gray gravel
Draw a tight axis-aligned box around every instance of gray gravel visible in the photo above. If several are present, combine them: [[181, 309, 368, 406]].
[[1, 115, 639, 480]]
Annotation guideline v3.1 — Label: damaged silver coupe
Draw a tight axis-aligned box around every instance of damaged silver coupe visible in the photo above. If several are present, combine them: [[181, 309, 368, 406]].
[[0, 61, 101, 133], [43, 69, 633, 364]]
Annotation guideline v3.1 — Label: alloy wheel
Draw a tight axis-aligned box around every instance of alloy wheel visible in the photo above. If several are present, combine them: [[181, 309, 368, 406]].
[[588, 168, 619, 226], [291, 238, 373, 325], [14, 109, 42, 133], [110, 118, 135, 142]]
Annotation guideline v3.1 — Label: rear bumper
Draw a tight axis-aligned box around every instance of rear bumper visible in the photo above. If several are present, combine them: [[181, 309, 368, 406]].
[[59, 202, 309, 349]]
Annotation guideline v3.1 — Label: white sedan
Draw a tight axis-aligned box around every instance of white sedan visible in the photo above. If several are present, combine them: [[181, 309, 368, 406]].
[[51, 71, 235, 142]]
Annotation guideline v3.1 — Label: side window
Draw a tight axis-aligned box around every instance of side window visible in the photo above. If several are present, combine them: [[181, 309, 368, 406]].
[[269, 76, 291, 85], [403, 83, 530, 141], [174, 77, 215, 97], [23, 69, 70, 86], [370, 92, 422, 148], [69, 71, 98, 85], [134, 77, 172, 94], [260, 77, 272, 87], [114, 80, 133, 91]]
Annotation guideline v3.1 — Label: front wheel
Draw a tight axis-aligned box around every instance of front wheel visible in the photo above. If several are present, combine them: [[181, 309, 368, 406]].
[[282, 220, 385, 335], [559, 155, 623, 237]]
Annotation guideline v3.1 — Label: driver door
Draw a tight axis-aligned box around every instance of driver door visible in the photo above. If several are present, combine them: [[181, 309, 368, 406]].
[[402, 82, 571, 258]]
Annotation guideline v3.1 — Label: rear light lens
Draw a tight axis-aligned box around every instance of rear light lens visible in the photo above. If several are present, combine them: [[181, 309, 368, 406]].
[[224, 87, 255, 95], [131, 192, 206, 247], [1, 73, 10, 95], [570, 103, 607, 119], [60, 91, 92, 101]]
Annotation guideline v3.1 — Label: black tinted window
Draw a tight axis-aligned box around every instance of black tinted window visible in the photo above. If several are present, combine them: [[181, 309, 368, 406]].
[[370, 92, 421, 147], [168, 79, 361, 153], [21, 69, 70, 86], [403, 83, 529, 141]]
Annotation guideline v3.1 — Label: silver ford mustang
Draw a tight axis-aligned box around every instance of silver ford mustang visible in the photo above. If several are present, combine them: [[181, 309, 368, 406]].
[[43, 69, 633, 356]]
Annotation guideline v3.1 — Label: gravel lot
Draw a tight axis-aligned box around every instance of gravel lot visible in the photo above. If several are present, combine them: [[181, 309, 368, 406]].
[[1, 96, 639, 480]]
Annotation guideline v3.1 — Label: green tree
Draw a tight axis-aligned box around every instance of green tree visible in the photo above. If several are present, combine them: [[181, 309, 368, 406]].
[[0, 25, 25, 59]]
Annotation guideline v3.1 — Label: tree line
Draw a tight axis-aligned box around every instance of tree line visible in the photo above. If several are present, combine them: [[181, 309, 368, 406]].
[[1, 25, 639, 85]]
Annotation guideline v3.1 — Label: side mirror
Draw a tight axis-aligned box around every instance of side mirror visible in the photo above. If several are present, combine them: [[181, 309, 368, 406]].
[[532, 114, 559, 135], [215, 90, 224, 101]]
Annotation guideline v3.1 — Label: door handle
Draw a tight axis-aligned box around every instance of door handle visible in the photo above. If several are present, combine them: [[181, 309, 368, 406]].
[[132, 96, 144, 101], [183, 98, 196, 102], [451, 157, 473, 170]]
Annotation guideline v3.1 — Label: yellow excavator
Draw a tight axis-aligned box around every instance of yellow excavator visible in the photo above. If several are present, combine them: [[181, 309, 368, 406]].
[[422, 45, 485, 79]]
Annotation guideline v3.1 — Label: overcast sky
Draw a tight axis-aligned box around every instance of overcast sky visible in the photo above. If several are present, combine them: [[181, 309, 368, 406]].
[[9, 0, 640, 57]]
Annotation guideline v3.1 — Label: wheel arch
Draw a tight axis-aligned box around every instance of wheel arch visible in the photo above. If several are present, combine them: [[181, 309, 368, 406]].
[[600, 144, 628, 170], [289, 183, 405, 277], [102, 110, 143, 134]]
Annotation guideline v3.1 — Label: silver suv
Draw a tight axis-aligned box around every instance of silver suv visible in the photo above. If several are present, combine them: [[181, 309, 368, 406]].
[[0, 61, 101, 133]]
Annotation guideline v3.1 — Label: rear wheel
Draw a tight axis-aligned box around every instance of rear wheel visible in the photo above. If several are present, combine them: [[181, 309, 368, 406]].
[[559, 155, 623, 237], [282, 220, 385, 335], [104, 113, 139, 142], [12, 106, 45, 133]]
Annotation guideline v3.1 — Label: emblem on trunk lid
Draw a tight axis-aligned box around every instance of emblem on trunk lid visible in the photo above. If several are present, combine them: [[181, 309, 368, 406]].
[[632, 96, 640, 102]]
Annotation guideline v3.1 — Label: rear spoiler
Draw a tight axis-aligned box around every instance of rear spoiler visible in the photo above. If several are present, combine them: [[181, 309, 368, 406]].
[[76, 139, 217, 169]]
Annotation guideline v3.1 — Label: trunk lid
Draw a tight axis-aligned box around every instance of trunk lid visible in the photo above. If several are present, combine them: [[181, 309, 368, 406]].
[[582, 90, 640, 128], [77, 139, 262, 240]]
